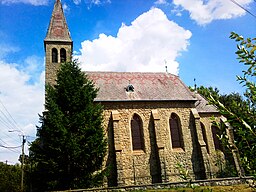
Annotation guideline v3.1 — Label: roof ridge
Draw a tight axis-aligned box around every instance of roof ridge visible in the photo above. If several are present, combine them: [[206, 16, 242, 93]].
[[84, 71, 179, 76]]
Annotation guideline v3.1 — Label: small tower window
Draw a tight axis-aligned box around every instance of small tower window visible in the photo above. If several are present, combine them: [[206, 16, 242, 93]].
[[52, 48, 58, 63], [169, 113, 183, 149], [60, 48, 66, 63], [131, 114, 144, 150]]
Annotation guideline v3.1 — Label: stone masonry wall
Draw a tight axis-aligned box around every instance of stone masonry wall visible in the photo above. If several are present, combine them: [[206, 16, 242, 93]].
[[199, 113, 225, 178], [100, 101, 217, 187], [45, 41, 72, 85]]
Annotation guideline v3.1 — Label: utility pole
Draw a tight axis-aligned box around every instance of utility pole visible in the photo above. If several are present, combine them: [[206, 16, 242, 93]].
[[21, 135, 26, 192], [9, 130, 26, 192]]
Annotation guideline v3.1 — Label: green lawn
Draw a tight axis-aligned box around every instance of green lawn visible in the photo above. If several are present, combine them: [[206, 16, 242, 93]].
[[132, 184, 254, 192]]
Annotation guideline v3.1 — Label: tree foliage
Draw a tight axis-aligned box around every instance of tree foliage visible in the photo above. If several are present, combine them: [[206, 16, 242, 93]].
[[0, 162, 22, 192], [29, 60, 107, 191], [195, 33, 256, 176]]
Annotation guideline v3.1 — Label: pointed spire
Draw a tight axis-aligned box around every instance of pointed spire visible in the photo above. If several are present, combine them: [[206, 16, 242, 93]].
[[45, 0, 72, 42]]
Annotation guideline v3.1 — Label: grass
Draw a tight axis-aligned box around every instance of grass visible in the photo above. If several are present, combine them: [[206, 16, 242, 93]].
[[131, 184, 254, 192]]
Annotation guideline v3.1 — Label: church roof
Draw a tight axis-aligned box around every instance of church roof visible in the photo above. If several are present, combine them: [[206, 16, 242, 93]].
[[86, 71, 197, 102], [44, 0, 72, 42], [194, 93, 219, 113]]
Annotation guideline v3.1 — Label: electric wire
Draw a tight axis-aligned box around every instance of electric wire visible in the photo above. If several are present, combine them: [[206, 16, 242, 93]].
[[0, 116, 14, 130], [0, 128, 20, 143], [229, 0, 256, 19], [0, 109, 19, 131], [0, 138, 20, 153], [0, 98, 23, 132], [0, 144, 22, 149], [0, 98, 25, 156]]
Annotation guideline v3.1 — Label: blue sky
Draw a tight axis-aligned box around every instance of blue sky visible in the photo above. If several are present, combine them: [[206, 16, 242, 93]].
[[0, 0, 255, 163]]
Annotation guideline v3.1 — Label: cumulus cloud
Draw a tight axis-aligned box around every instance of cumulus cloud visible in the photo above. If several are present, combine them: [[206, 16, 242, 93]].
[[173, 0, 253, 25], [0, 0, 48, 6], [155, 0, 168, 5], [77, 8, 192, 75], [0, 59, 44, 163]]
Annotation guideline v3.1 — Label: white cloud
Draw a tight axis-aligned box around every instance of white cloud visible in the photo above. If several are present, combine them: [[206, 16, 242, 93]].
[[173, 0, 253, 25], [76, 8, 192, 75], [73, 0, 81, 5], [0, 0, 48, 6], [0, 60, 44, 163], [0, 44, 19, 60], [63, 3, 70, 12], [86, 0, 111, 7], [155, 0, 168, 5]]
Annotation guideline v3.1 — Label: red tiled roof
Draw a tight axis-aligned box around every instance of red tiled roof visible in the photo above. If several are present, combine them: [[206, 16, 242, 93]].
[[44, 0, 72, 42], [86, 71, 197, 102]]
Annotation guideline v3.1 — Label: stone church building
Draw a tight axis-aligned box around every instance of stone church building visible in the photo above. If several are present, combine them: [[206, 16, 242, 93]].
[[44, 0, 242, 187]]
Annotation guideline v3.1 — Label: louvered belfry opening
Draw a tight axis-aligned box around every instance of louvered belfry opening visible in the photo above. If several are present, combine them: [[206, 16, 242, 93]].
[[131, 114, 144, 151], [60, 48, 66, 62], [52, 48, 58, 63], [169, 113, 183, 149]]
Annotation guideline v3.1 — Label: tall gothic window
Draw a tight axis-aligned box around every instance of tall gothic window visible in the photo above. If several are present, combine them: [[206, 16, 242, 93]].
[[169, 113, 183, 149], [52, 48, 58, 63], [200, 122, 209, 153], [131, 114, 144, 151], [60, 48, 66, 62], [211, 125, 222, 151]]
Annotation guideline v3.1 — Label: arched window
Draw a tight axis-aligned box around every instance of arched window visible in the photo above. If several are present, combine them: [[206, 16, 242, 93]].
[[131, 114, 144, 151], [200, 122, 209, 153], [169, 113, 183, 149], [211, 125, 222, 151], [52, 48, 58, 63], [60, 48, 66, 63]]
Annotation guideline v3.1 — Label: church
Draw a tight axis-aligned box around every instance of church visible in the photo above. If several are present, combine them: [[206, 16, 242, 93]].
[[44, 0, 242, 186]]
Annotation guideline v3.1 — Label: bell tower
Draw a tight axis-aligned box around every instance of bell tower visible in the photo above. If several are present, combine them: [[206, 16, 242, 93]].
[[44, 0, 73, 85]]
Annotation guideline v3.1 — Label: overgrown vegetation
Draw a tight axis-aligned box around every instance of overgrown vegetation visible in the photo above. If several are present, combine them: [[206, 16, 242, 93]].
[[0, 162, 23, 192], [192, 33, 255, 178], [29, 60, 107, 191], [131, 184, 254, 191]]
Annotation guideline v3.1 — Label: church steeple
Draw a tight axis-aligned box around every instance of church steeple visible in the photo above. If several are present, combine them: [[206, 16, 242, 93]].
[[44, 0, 73, 85], [45, 0, 72, 43]]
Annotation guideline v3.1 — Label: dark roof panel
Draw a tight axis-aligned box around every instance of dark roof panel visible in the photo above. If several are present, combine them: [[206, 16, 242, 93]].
[[86, 72, 196, 102], [194, 93, 218, 113]]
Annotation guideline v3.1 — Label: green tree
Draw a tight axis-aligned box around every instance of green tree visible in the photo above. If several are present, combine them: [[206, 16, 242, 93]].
[[29, 60, 107, 191], [196, 33, 255, 177], [0, 162, 22, 192]]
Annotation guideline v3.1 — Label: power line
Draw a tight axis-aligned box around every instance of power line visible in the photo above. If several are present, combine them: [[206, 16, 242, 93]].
[[229, 0, 256, 19], [0, 144, 22, 149], [0, 98, 22, 132], [0, 130, 20, 143], [0, 138, 20, 153], [0, 97, 25, 147], [0, 116, 14, 130]]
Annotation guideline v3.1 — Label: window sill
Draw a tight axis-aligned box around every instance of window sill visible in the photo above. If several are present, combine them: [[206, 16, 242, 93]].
[[172, 148, 185, 152], [132, 150, 145, 155]]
